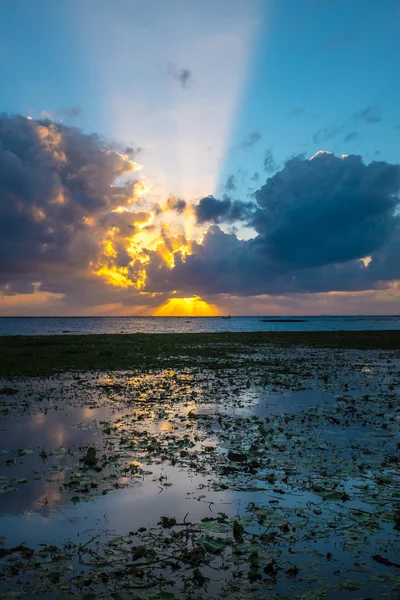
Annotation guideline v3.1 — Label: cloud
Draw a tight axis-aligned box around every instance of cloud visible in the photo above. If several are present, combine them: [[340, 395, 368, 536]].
[[161, 152, 400, 296], [225, 175, 236, 191], [68, 107, 81, 117], [313, 105, 382, 144], [0, 114, 142, 296], [240, 131, 261, 150], [164, 195, 187, 214], [125, 145, 143, 157], [101, 210, 152, 237], [194, 195, 254, 225], [263, 147, 276, 173], [167, 63, 192, 88], [343, 131, 359, 142], [252, 152, 399, 268], [313, 124, 345, 144], [40, 106, 81, 120], [352, 105, 382, 124], [0, 115, 399, 311], [287, 108, 307, 119]]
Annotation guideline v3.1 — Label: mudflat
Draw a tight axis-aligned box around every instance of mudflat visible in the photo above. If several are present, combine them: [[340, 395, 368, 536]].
[[0, 332, 399, 599]]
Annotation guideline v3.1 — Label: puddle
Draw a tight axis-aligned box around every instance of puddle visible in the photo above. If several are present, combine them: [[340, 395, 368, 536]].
[[0, 463, 234, 548], [0, 406, 112, 450], [243, 389, 337, 416]]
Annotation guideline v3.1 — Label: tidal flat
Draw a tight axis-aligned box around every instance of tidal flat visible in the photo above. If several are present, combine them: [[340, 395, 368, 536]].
[[0, 332, 399, 599]]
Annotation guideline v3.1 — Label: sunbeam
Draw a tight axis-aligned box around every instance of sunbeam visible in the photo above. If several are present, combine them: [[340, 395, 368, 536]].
[[154, 296, 219, 316], [76, 0, 265, 204]]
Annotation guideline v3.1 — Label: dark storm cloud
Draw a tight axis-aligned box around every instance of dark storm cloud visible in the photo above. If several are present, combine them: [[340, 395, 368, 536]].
[[0, 114, 139, 293], [252, 152, 399, 268], [240, 131, 261, 150], [194, 195, 254, 225], [156, 152, 400, 296], [167, 63, 192, 88]]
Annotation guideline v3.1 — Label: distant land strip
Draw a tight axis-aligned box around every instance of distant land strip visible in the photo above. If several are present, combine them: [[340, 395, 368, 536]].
[[260, 319, 308, 322]]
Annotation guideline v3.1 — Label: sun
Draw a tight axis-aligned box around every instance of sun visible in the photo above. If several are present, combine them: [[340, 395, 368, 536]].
[[154, 296, 219, 317]]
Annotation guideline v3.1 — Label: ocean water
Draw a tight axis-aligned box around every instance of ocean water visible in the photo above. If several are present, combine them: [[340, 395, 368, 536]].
[[0, 315, 399, 335]]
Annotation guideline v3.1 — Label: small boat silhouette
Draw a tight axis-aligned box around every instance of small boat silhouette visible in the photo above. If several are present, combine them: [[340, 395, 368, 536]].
[[222, 315, 231, 320]]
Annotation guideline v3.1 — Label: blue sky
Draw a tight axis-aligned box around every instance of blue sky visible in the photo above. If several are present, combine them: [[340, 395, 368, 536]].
[[0, 0, 399, 315], [1, 0, 399, 202], [217, 0, 400, 198]]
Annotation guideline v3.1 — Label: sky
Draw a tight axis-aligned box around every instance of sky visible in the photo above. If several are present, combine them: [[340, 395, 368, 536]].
[[0, 0, 399, 316]]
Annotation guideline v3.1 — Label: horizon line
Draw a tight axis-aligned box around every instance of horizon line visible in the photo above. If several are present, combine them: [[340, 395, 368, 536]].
[[0, 314, 399, 319]]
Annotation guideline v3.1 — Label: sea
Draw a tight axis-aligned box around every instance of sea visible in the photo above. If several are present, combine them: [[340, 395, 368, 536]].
[[0, 315, 399, 335]]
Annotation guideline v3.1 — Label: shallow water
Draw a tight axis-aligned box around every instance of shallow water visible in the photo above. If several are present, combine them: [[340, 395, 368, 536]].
[[0, 388, 328, 533], [0, 350, 399, 599]]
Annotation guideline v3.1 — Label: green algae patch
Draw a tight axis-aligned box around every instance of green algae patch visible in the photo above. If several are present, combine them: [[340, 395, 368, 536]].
[[0, 330, 399, 377]]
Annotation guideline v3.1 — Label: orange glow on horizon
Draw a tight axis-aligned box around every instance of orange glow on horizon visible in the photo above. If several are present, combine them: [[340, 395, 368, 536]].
[[154, 296, 219, 317]]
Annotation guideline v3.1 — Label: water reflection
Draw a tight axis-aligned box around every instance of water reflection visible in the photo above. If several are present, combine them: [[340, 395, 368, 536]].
[[0, 405, 109, 451], [0, 384, 332, 546], [0, 408, 109, 521], [191, 388, 337, 420], [1, 363, 398, 600], [0, 399, 232, 549], [0, 464, 235, 549]]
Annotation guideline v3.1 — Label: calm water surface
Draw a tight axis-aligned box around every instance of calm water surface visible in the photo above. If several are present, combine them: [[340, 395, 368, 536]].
[[0, 315, 400, 335]]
